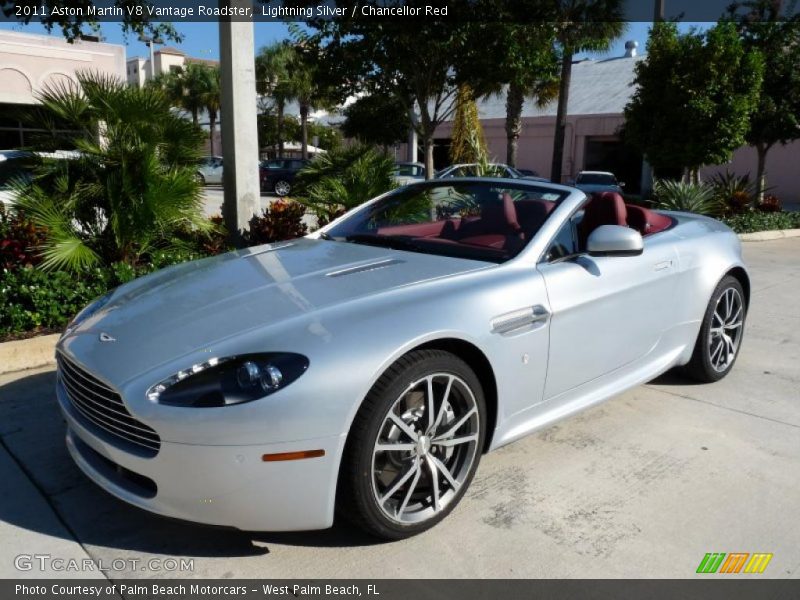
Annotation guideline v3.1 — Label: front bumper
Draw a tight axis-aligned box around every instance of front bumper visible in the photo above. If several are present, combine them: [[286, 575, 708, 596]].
[[57, 380, 345, 531]]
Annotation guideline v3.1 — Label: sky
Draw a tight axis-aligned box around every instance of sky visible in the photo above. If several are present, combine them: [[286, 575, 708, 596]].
[[0, 20, 712, 63]]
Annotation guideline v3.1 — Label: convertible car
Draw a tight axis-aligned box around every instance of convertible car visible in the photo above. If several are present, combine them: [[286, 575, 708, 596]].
[[56, 179, 748, 540]]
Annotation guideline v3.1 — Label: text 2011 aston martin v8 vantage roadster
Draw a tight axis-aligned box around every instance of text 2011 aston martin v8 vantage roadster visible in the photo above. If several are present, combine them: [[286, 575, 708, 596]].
[[56, 179, 748, 539]]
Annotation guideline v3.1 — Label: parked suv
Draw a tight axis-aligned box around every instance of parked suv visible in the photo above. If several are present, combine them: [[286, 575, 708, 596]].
[[260, 158, 309, 196]]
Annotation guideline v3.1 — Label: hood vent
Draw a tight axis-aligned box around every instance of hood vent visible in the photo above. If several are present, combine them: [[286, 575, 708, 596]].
[[245, 242, 295, 257], [326, 259, 405, 278]]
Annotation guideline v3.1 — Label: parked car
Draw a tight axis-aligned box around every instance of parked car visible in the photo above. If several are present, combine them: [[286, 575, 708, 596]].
[[436, 162, 548, 183], [392, 162, 426, 186], [260, 158, 309, 196], [571, 170, 624, 194], [0, 150, 78, 205], [196, 156, 223, 185], [57, 180, 748, 540]]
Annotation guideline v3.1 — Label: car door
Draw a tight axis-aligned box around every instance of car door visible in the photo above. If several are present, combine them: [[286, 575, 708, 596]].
[[210, 158, 223, 184], [537, 212, 679, 400]]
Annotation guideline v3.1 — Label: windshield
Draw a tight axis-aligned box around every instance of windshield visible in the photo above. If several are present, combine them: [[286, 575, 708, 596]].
[[325, 182, 569, 263], [577, 173, 616, 185]]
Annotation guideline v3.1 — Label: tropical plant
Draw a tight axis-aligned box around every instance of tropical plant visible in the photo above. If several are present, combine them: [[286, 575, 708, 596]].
[[151, 63, 221, 155], [0, 203, 46, 270], [623, 22, 764, 183], [202, 66, 221, 156], [256, 42, 297, 156], [14, 72, 210, 271], [243, 200, 308, 245], [450, 84, 488, 165], [462, 21, 559, 167], [294, 145, 397, 225], [651, 180, 723, 216], [709, 171, 755, 215], [551, 1, 625, 182]]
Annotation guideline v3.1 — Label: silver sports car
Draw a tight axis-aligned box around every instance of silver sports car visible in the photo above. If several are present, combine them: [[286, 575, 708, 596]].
[[56, 179, 748, 540]]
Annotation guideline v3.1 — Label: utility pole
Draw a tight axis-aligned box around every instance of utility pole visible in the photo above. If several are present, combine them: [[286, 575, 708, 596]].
[[654, 0, 665, 22], [219, 0, 260, 247]]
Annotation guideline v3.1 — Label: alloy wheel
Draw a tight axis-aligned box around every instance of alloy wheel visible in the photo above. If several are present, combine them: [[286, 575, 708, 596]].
[[274, 181, 291, 196], [708, 287, 744, 372], [370, 373, 480, 525]]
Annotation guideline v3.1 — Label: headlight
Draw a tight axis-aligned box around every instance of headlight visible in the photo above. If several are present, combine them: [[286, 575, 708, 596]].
[[64, 290, 114, 334], [146, 353, 309, 407]]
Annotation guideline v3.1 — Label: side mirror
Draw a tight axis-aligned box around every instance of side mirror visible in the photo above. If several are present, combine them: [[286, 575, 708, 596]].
[[587, 225, 643, 257]]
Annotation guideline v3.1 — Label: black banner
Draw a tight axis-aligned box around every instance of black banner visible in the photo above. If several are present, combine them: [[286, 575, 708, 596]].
[[2, 0, 800, 24], [4, 580, 800, 600]]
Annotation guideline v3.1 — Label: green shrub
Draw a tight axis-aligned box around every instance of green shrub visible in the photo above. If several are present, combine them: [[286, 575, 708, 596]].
[[651, 180, 723, 216], [0, 250, 215, 339], [722, 211, 800, 234], [294, 144, 397, 225]]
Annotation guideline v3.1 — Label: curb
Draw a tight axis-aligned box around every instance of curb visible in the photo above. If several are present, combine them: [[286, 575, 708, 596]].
[[738, 228, 800, 242], [0, 334, 59, 376]]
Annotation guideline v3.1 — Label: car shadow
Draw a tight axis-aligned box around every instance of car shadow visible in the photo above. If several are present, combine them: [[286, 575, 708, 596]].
[[648, 369, 700, 386], [0, 370, 380, 559]]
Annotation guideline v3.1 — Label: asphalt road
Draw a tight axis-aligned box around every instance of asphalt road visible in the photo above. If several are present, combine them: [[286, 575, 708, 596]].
[[0, 239, 798, 579]]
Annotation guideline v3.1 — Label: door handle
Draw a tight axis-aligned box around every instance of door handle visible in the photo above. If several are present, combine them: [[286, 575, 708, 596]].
[[492, 305, 550, 335], [653, 260, 673, 271]]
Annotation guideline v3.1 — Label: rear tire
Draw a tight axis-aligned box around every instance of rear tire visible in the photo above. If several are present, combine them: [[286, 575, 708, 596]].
[[274, 180, 291, 197], [684, 275, 746, 382], [338, 350, 486, 540]]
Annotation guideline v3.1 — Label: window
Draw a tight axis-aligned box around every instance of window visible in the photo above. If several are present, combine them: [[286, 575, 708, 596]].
[[326, 182, 568, 263], [545, 215, 580, 262]]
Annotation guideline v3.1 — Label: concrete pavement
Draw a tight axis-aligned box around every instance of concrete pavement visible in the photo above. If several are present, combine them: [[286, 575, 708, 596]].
[[0, 238, 798, 579]]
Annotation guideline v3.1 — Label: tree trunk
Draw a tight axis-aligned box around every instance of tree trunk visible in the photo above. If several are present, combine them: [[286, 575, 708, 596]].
[[300, 103, 309, 160], [505, 81, 525, 168], [423, 136, 435, 181], [208, 110, 217, 156], [551, 51, 573, 183], [192, 110, 199, 127], [277, 99, 285, 157], [755, 142, 769, 205]]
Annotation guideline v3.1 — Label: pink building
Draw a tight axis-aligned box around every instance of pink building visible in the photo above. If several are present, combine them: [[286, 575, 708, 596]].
[[0, 30, 125, 148], [433, 45, 799, 203]]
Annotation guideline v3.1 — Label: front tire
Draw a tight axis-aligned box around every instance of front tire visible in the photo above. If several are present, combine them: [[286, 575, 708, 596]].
[[685, 275, 746, 382], [339, 350, 486, 540]]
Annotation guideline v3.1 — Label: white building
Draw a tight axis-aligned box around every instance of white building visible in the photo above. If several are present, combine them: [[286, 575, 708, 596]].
[[0, 30, 125, 147]]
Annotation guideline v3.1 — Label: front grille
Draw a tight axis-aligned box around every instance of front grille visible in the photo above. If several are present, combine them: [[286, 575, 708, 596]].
[[57, 353, 161, 454]]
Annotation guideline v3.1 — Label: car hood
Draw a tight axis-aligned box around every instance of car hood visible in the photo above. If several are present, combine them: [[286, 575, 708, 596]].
[[59, 238, 488, 384]]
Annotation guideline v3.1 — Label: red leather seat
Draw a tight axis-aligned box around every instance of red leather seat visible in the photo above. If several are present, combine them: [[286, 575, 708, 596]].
[[626, 204, 673, 236], [578, 192, 628, 249]]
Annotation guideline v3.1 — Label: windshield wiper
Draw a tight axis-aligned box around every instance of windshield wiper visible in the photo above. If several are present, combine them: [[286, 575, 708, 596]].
[[345, 233, 420, 251]]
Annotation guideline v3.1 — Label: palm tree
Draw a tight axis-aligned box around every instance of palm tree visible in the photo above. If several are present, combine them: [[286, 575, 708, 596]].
[[256, 42, 295, 157], [201, 66, 221, 156], [285, 44, 338, 160], [501, 25, 560, 167], [15, 72, 209, 270], [550, 1, 625, 182]]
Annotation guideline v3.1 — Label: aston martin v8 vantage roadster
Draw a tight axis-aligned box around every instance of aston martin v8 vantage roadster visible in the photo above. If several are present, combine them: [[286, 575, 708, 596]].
[[56, 179, 748, 539]]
